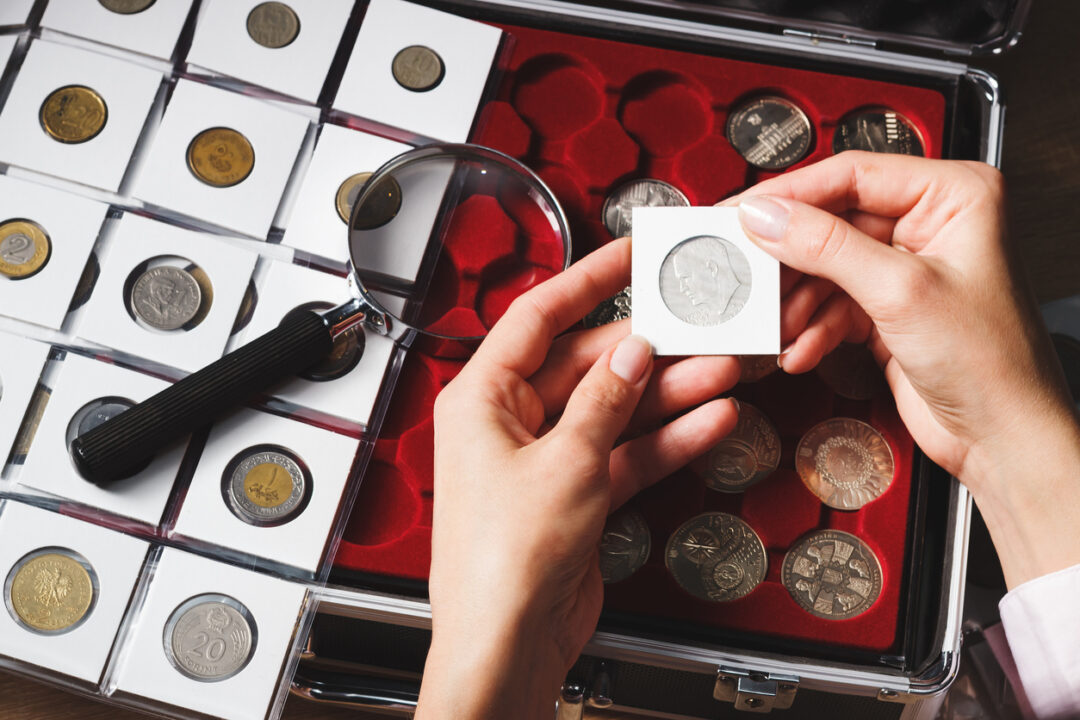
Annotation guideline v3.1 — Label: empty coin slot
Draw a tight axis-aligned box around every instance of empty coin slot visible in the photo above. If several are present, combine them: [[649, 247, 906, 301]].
[[122, 255, 213, 333]]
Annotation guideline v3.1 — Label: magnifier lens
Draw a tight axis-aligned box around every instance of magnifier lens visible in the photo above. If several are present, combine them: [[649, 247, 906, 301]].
[[349, 146, 570, 340]]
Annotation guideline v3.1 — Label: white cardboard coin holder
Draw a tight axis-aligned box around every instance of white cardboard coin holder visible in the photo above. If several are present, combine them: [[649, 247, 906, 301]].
[[77, 213, 259, 375], [0, 34, 17, 75], [187, 0, 353, 105], [40, 0, 194, 62], [280, 122, 412, 266], [171, 406, 358, 576], [0, 0, 34, 29], [110, 547, 309, 720], [334, 0, 503, 143], [0, 175, 108, 331], [0, 40, 162, 193], [132, 79, 312, 239], [17, 353, 188, 527], [631, 206, 781, 356], [0, 500, 149, 684], [0, 332, 49, 465], [234, 260, 397, 429]]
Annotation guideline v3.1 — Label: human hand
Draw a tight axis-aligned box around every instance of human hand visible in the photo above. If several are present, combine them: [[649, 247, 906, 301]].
[[416, 238, 741, 720]]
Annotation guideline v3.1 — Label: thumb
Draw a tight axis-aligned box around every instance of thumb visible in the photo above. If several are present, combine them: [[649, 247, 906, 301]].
[[737, 194, 919, 318], [553, 335, 653, 454]]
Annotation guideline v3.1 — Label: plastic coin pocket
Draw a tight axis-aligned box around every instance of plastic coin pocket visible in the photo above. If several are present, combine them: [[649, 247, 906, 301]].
[[0, 332, 51, 466]]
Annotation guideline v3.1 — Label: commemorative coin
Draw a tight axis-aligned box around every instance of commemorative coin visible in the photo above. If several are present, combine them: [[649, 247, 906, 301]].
[[246, 2, 301, 49], [40, 85, 108, 144], [703, 403, 780, 493], [187, 127, 255, 188], [659, 235, 752, 327], [833, 109, 924, 157], [601, 179, 689, 239], [599, 507, 651, 584], [392, 46, 444, 92], [665, 512, 766, 602], [131, 265, 202, 331], [727, 96, 812, 171], [164, 594, 257, 681], [815, 342, 887, 400], [6, 549, 96, 634], [796, 418, 894, 510], [782, 529, 882, 620], [224, 446, 309, 526], [0, 220, 50, 280]]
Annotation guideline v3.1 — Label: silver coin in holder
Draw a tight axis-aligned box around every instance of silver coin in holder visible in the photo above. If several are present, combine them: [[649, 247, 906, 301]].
[[659, 235, 752, 327], [163, 593, 257, 682], [222, 445, 311, 527]]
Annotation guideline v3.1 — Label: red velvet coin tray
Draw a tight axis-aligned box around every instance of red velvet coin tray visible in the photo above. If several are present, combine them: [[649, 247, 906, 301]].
[[334, 21, 945, 655]]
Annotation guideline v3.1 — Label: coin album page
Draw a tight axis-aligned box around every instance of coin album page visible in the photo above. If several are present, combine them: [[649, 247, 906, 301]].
[[0, 335, 50, 469], [40, 0, 194, 61]]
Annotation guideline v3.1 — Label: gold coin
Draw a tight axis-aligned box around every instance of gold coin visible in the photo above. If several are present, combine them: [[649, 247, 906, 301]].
[[98, 0, 157, 14], [187, 127, 255, 188], [246, 2, 301, 49], [244, 462, 295, 508], [7, 550, 95, 633], [0, 220, 51, 280], [335, 172, 372, 224], [40, 85, 108, 144], [782, 529, 882, 620], [796, 418, 895, 510], [392, 45, 445, 92]]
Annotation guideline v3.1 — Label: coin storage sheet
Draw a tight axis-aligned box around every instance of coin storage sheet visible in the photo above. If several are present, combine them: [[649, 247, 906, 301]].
[[0, 0, 35, 28], [0, 40, 163, 192], [41, 0, 194, 61], [0, 334, 50, 466], [0, 501, 149, 683]]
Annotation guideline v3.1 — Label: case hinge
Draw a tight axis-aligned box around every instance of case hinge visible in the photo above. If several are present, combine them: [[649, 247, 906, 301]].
[[782, 29, 877, 49], [714, 667, 799, 713]]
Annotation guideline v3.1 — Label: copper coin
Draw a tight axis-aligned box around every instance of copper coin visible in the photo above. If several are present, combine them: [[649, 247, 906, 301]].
[[703, 403, 780, 493], [833, 109, 924, 157], [246, 2, 301, 49], [40, 85, 107, 144], [664, 513, 766, 602], [727, 96, 812, 171], [815, 342, 887, 400], [98, 0, 157, 13], [335, 172, 373, 224], [6, 549, 96, 634], [0, 220, 50, 279], [187, 127, 255, 188], [782, 529, 882, 620], [392, 46, 444, 92], [738, 355, 779, 383], [599, 507, 650, 584], [583, 286, 631, 329], [796, 418, 894, 510]]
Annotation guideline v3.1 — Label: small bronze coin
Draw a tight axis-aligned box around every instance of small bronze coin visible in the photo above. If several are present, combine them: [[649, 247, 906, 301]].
[[40, 85, 108, 145], [392, 45, 445, 92], [782, 529, 883, 620], [815, 342, 887, 400], [583, 286, 631, 329], [349, 175, 403, 231], [6, 549, 96, 634], [664, 512, 766, 602], [224, 446, 309, 526], [187, 127, 255, 188], [796, 418, 894, 510], [599, 507, 651, 584], [335, 172, 373, 224], [98, 0, 157, 13], [738, 355, 778, 383], [833, 109, 924, 157], [702, 403, 780, 493], [727, 96, 812, 171], [0, 220, 51, 280], [246, 2, 301, 49]]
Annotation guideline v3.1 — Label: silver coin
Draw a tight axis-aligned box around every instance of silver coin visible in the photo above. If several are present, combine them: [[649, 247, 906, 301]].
[[599, 507, 651, 584], [833, 110, 924, 157], [131, 266, 202, 331], [583, 286, 631, 329], [659, 235, 752, 327], [0, 233, 36, 265], [65, 397, 134, 449], [664, 512, 766, 602], [727, 96, 812, 171], [602, 179, 689, 239], [224, 447, 308, 526], [704, 403, 780, 493], [782, 529, 883, 620], [164, 594, 257, 682]]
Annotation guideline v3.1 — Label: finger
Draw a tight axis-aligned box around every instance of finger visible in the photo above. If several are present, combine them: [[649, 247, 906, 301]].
[[780, 265, 803, 297], [845, 209, 897, 243], [780, 276, 836, 344], [630, 355, 742, 429], [779, 293, 857, 374], [609, 398, 739, 511], [475, 237, 631, 377], [528, 320, 630, 417]]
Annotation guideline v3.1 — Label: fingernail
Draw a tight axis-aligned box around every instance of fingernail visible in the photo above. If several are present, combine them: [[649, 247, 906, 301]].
[[729, 398, 741, 413], [739, 195, 790, 242], [610, 335, 652, 384], [777, 345, 793, 371]]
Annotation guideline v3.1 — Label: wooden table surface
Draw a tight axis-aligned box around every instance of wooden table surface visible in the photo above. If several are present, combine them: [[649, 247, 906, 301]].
[[4, 2, 1080, 719]]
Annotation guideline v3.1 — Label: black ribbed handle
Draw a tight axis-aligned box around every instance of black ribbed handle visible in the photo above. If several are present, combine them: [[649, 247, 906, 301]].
[[71, 309, 334, 486]]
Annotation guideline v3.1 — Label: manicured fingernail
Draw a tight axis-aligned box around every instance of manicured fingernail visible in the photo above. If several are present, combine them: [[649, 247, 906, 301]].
[[610, 335, 652, 384], [777, 346, 793, 371], [729, 398, 741, 413], [739, 195, 790, 242]]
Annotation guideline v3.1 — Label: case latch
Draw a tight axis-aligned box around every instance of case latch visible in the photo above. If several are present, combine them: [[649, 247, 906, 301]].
[[714, 668, 799, 713]]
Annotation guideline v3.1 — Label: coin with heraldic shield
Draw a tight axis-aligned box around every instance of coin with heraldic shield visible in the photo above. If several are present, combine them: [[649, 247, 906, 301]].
[[246, 2, 301, 49], [583, 286, 631, 329], [6, 549, 96, 634], [131, 266, 202, 331], [0, 220, 50, 280], [782, 529, 883, 620], [602, 179, 689, 239], [599, 507, 651, 584], [833, 109, 924, 157], [796, 418, 894, 510], [164, 594, 256, 681], [703, 403, 780, 493], [659, 235, 752, 327], [665, 512, 766, 602], [98, 0, 157, 13], [392, 46, 445, 92], [727, 96, 812, 170], [40, 85, 107, 144], [187, 128, 255, 188], [225, 446, 308, 526]]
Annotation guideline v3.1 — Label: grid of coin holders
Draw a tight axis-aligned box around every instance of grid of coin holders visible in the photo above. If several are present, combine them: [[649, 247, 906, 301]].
[[0, 1, 504, 718]]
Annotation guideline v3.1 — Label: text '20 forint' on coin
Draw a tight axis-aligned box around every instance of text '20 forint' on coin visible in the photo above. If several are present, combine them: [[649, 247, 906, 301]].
[[0, 220, 51, 280], [602, 179, 689, 239], [796, 418, 895, 510], [599, 507, 651, 584], [665, 512, 766, 602], [659, 235, 752, 327], [782, 529, 882, 620], [5, 548, 97, 635], [701, 403, 780, 493], [164, 594, 257, 682]]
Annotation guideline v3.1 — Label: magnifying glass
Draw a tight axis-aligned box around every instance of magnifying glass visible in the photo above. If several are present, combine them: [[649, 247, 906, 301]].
[[71, 144, 572, 486]]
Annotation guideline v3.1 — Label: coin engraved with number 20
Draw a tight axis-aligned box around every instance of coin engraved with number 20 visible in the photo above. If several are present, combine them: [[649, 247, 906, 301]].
[[164, 595, 257, 682], [659, 235, 752, 327]]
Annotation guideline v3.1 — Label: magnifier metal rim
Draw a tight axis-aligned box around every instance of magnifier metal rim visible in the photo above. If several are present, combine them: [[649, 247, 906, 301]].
[[347, 142, 573, 342]]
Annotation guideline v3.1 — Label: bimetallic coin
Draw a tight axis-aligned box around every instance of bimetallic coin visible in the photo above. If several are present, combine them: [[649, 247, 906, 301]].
[[98, 0, 157, 13], [599, 507, 651, 584], [187, 127, 255, 188], [659, 235, 752, 327], [738, 354, 778, 383], [727, 96, 812, 171], [335, 172, 373, 224], [833, 109, 924, 157], [703, 403, 780, 493], [392, 46, 445, 92], [602, 179, 690, 239], [164, 594, 257, 682], [583, 286, 631, 329], [815, 342, 887, 400], [665, 513, 766, 602], [5, 549, 96, 634], [225, 446, 309, 526], [131, 265, 202, 331], [796, 418, 895, 510], [0, 220, 51, 280], [40, 86, 107, 144], [782, 529, 882, 620], [246, 2, 301, 49]]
